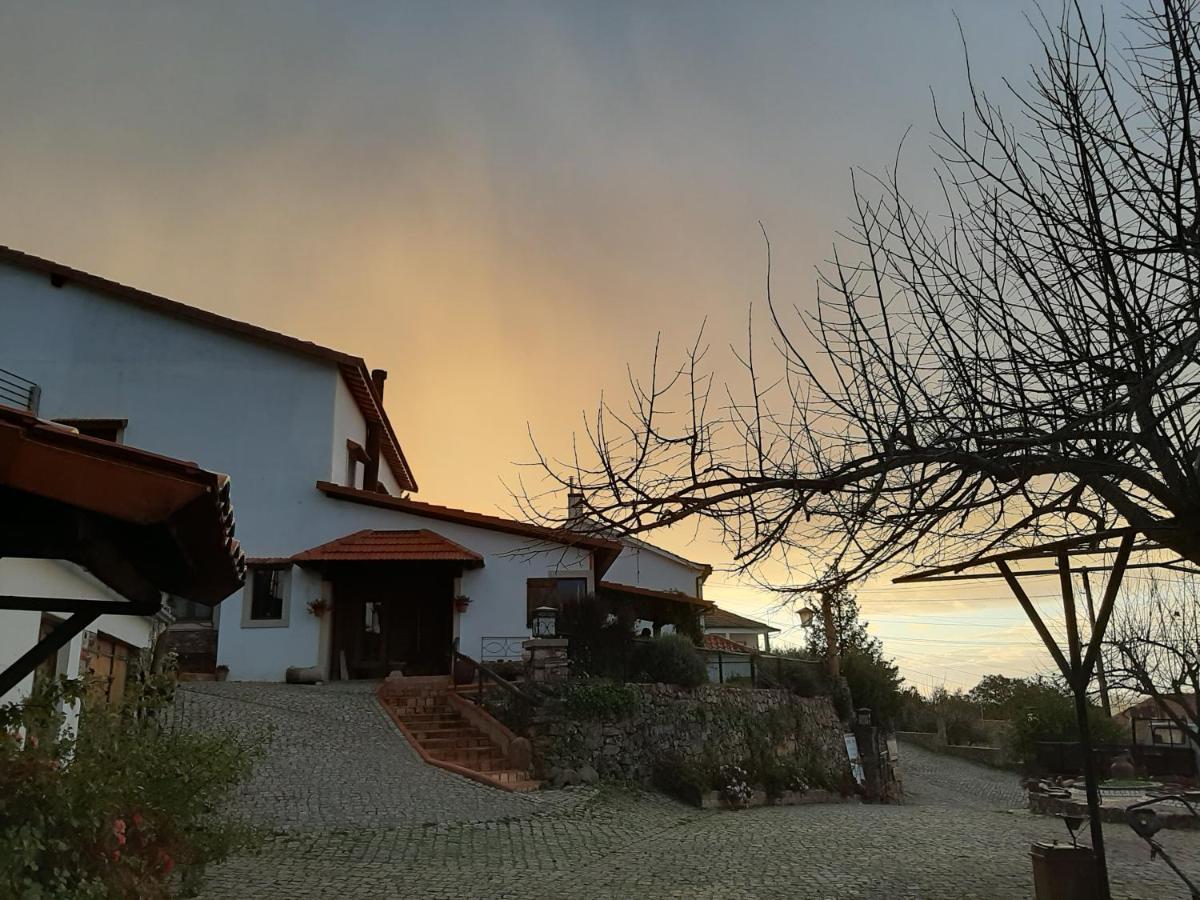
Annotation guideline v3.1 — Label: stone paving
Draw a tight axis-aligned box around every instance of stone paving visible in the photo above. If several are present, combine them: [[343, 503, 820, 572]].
[[185, 684, 1200, 899]]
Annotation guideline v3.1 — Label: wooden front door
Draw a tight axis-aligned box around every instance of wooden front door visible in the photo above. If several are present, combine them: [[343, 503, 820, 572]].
[[331, 566, 454, 679]]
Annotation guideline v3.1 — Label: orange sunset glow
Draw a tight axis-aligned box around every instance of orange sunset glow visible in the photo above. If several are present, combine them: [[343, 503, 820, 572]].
[[0, 2, 1089, 691]]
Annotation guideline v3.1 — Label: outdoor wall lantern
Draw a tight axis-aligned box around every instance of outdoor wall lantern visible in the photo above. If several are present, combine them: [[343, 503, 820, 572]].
[[532, 605, 558, 638]]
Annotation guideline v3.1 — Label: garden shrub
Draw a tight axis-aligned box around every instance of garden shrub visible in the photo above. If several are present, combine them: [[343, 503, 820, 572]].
[[561, 681, 640, 721], [0, 668, 263, 899], [634, 634, 707, 688], [651, 752, 715, 804], [1007, 688, 1125, 770]]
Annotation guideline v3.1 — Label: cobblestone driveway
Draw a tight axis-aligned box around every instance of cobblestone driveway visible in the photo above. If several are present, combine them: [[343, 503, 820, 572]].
[[188, 685, 1200, 899]]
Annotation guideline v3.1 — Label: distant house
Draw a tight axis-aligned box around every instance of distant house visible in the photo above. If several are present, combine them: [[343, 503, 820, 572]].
[[1115, 694, 1197, 748], [702, 606, 779, 653], [0, 245, 621, 682]]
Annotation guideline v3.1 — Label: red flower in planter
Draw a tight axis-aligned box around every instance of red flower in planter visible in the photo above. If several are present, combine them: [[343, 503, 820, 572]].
[[132, 812, 145, 829], [159, 851, 175, 875]]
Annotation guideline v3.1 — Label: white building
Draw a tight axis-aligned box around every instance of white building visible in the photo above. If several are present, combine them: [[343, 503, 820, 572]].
[[0, 246, 619, 682]]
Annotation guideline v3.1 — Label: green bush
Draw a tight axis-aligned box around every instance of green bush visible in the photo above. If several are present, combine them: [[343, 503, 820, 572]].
[[561, 681, 641, 721], [0, 669, 263, 899], [1007, 689, 1125, 769], [634, 634, 708, 688], [651, 752, 715, 804]]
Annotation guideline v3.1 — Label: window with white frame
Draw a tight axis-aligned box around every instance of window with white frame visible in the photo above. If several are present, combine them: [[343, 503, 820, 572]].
[[243, 565, 290, 626]]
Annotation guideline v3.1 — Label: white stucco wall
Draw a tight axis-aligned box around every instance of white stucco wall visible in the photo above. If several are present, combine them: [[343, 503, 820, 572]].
[[0, 262, 567, 681], [214, 495, 594, 680], [0, 558, 155, 708], [330, 374, 405, 496], [604, 544, 704, 597], [0, 265, 342, 560]]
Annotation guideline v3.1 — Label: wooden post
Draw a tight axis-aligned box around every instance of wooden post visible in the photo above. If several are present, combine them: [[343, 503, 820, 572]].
[[1059, 552, 1110, 900], [1080, 569, 1112, 716], [821, 588, 839, 679]]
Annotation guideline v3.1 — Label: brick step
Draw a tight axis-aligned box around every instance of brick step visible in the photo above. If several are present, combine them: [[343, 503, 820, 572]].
[[395, 711, 459, 724], [418, 735, 493, 750], [380, 686, 540, 793]]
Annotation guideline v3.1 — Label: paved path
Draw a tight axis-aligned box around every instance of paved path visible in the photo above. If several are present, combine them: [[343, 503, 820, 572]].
[[184, 685, 1200, 899]]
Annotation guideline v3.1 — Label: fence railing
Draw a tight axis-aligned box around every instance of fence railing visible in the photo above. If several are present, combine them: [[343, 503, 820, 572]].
[[1035, 741, 1199, 779], [0, 367, 39, 413], [480, 635, 527, 662]]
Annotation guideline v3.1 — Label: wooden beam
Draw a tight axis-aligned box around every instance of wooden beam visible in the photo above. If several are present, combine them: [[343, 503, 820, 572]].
[[997, 560, 1072, 681], [0, 610, 98, 697], [1081, 534, 1135, 688], [0, 595, 159, 616]]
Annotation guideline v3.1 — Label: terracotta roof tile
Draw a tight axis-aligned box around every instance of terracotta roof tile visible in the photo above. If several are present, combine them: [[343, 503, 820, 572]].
[[292, 529, 484, 566], [703, 606, 779, 632], [598, 580, 713, 608], [315, 481, 622, 576], [704, 634, 755, 653]]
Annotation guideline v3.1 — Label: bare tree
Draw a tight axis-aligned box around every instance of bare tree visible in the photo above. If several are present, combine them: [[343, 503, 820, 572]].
[[522, 0, 1200, 592], [1105, 575, 1200, 743]]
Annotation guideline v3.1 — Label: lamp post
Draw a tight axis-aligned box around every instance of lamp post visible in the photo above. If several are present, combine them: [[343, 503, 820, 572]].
[[531, 605, 558, 639]]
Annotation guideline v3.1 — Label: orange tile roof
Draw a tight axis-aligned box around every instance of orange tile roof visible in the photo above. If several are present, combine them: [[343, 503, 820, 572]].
[[704, 606, 779, 632], [704, 634, 755, 653], [316, 481, 623, 576], [0, 245, 417, 493], [598, 580, 714, 608], [292, 529, 484, 566], [0, 403, 244, 604]]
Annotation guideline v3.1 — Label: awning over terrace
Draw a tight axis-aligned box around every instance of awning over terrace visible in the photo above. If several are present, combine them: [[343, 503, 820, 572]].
[[0, 403, 245, 696], [597, 579, 712, 627]]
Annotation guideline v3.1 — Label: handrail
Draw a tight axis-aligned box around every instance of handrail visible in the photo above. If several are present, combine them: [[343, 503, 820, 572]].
[[452, 648, 540, 708]]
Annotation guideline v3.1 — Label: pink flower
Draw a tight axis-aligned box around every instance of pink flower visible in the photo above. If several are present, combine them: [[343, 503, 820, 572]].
[[111, 850, 121, 862], [159, 851, 175, 875], [131, 812, 144, 829], [112, 818, 126, 836]]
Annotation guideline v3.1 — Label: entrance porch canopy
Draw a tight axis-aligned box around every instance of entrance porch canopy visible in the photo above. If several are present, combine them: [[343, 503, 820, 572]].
[[290, 529, 485, 568]]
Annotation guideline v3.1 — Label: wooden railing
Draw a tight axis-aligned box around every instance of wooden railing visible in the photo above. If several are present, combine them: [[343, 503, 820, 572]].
[[450, 641, 540, 719]]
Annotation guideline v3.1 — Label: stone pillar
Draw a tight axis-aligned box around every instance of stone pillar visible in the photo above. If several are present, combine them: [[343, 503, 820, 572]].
[[523, 638, 569, 682]]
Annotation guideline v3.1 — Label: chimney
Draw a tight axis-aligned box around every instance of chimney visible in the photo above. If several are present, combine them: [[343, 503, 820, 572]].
[[362, 368, 388, 491], [567, 479, 585, 526]]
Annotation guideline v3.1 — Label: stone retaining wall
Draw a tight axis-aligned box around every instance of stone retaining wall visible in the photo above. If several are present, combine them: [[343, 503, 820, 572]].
[[897, 731, 1014, 770], [528, 683, 848, 785]]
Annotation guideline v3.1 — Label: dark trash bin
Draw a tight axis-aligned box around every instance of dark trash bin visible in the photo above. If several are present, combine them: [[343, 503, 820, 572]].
[[1031, 841, 1099, 899]]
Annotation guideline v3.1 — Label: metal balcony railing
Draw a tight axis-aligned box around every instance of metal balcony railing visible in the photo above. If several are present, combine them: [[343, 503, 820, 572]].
[[0, 367, 40, 413], [480, 636, 527, 662]]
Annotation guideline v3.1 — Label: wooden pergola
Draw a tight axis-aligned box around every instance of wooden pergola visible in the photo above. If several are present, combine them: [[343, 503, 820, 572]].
[[895, 522, 1195, 899], [0, 405, 246, 697]]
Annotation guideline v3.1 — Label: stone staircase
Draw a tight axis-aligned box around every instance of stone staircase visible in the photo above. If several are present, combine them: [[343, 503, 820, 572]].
[[378, 676, 539, 792]]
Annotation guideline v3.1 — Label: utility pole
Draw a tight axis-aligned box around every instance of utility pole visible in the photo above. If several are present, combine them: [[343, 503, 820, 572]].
[[821, 587, 839, 679], [1080, 569, 1112, 716]]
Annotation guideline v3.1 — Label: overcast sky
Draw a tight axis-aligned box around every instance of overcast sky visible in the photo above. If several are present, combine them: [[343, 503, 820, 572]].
[[0, 1, 1105, 691]]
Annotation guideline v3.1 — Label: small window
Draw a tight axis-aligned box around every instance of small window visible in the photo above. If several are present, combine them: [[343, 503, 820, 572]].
[[243, 566, 289, 626], [168, 595, 213, 623], [526, 577, 588, 625], [54, 418, 127, 443]]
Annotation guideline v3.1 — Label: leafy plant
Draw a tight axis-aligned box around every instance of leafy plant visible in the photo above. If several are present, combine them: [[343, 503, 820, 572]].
[[717, 764, 753, 808], [651, 752, 714, 805], [561, 682, 640, 721], [1007, 687, 1125, 770], [0, 667, 263, 899], [634, 634, 707, 688]]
